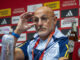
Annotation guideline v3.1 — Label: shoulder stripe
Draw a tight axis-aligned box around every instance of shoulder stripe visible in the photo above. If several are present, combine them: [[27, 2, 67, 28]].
[[64, 44, 69, 58], [18, 42, 26, 47]]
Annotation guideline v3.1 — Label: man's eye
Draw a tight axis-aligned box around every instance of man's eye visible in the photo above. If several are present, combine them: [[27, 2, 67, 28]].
[[41, 17, 48, 20], [33, 18, 39, 22]]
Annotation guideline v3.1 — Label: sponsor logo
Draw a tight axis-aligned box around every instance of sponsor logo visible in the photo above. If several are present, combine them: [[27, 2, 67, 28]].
[[0, 17, 11, 25], [61, 17, 78, 28], [61, 0, 77, 7], [13, 8, 25, 14], [0, 26, 11, 34], [1, 19, 7, 25], [44, 1, 60, 10], [12, 16, 20, 24], [66, 10, 73, 16], [61, 8, 78, 18], [18, 33, 26, 41], [27, 4, 42, 12], [0, 8, 11, 17], [54, 10, 60, 19]]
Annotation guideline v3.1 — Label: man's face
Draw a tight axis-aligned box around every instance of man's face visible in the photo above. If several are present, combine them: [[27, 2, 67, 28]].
[[33, 9, 55, 37]]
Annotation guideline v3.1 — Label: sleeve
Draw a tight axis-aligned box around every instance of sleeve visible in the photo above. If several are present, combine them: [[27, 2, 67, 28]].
[[19, 40, 31, 60], [58, 37, 69, 58]]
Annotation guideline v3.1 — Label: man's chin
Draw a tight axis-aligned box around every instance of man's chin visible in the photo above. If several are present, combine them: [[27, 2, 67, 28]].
[[38, 31, 49, 37]]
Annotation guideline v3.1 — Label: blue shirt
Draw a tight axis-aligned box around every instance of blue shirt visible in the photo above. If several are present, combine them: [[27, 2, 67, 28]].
[[20, 27, 69, 60]]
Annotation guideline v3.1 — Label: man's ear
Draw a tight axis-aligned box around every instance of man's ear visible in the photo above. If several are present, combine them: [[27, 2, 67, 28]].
[[53, 16, 57, 25]]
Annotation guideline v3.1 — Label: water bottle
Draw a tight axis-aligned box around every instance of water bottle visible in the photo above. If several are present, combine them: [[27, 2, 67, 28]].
[[1, 27, 14, 60]]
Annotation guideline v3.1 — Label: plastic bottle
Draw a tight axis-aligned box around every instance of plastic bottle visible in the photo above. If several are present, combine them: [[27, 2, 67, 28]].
[[1, 27, 14, 60]]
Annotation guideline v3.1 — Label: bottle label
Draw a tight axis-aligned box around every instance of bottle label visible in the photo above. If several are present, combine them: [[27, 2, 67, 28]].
[[68, 40, 74, 53], [70, 34, 75, 36], [1, 34, 14, 60]]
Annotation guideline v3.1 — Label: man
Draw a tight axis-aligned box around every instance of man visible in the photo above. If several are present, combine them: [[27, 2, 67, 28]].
[[13, 6, 69, 60]]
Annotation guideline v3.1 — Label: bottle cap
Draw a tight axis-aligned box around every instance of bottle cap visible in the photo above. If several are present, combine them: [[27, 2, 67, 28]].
[[2, 26, 13, 34]]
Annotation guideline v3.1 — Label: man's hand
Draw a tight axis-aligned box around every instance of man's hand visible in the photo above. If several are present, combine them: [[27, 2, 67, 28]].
[[15, 48, 25, 60], [59, 57, 68, 60], [14, 12, 36, 34], [14, 12, 36, 60]]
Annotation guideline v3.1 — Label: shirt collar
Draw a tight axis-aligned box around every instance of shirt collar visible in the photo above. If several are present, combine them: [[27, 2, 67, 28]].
[[33, 27, 66, 39]]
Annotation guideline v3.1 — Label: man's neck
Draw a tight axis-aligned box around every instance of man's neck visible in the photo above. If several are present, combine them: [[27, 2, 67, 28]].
[[39, 29, 55, 40], [39, 34, 49, 40]]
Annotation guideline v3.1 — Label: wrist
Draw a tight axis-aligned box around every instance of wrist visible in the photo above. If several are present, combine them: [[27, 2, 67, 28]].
[[14, 29, 21, 35], [12, 32, 20, 38]]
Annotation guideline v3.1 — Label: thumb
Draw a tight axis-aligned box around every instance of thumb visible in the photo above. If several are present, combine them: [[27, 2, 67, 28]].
[[25, 23, 36, 29]]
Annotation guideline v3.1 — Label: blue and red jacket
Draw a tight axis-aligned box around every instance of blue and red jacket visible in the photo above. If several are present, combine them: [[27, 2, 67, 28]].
[[20, 27, 69, 60]]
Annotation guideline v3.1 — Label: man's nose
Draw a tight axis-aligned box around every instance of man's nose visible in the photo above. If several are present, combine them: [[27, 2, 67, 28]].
[[38, 19, 42, 26]]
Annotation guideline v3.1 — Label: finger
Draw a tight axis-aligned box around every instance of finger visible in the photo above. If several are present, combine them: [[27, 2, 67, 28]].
[[20, 12, 33, 20], [25, 23, 36, 29], [24, 12, 33, 19], [28, 23, 36, 28], [20, 12, 28, 19], [20, 13, 34, 24], [30, 23, 36, 27]]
